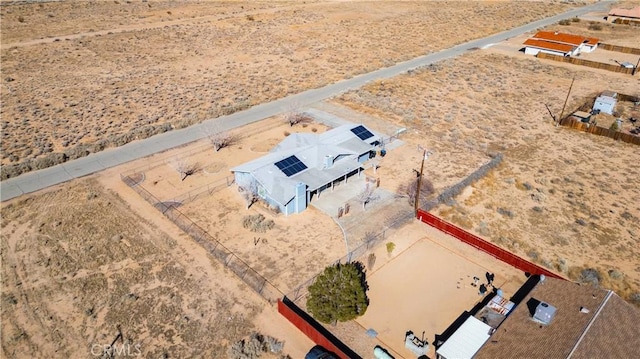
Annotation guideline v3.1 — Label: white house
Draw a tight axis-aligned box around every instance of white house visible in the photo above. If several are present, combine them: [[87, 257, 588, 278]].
[[231, 124, 380, 215]]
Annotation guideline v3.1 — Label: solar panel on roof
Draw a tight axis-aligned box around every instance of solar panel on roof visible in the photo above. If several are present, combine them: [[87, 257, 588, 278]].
[[350, 125, 374, 140], [274, 155, 308, 177]]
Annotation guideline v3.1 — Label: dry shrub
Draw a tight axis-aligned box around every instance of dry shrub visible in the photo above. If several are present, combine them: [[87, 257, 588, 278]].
[[588, 22, 603, 31], [241, 214, 274, 233], [398, 177, 435, 209], [228, 332, 287, 359]]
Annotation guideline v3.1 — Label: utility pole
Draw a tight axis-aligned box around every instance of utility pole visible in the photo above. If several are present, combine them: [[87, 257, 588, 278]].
[[559, 76, 575, 125], [415, 149, 427, 216]]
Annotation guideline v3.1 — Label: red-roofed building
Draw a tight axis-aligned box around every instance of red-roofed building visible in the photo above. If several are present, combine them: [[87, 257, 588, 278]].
[[523, 31, 599, 56], [523, 38, 575, 57]]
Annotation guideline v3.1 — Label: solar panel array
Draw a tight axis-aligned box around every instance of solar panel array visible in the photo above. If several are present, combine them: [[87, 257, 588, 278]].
[[274, 155, 308, 177], [350, 125, 374, 140]]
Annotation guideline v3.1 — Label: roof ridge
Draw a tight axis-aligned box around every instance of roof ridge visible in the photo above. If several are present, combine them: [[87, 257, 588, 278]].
[[566, 290, 613, 358]]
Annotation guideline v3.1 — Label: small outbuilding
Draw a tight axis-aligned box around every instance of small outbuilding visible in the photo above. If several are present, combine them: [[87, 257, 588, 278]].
[[572, 111, 592, 123], [593, 92, 617, 115]]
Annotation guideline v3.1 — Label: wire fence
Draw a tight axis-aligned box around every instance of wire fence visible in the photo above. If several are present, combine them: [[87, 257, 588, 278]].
[[120, 118, 285, 179], [121, 173, 284, 303], [167, 175, 235, 206], [286, 207, 415, 302]]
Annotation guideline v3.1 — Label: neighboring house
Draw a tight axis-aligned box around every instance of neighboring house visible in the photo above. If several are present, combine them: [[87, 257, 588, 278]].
[[437, 275, 640, 359], [231, 124, 380, 215], [607, 6, 640, 22], [523, 31, 599, 56], [593, 92, 617, 115]]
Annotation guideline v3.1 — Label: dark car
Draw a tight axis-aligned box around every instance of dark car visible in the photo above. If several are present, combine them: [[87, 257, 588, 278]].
[[305, 345, 338, 359]]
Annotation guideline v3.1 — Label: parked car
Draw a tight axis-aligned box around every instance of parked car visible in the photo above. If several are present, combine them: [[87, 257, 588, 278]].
[[305, 345, 338, 359]]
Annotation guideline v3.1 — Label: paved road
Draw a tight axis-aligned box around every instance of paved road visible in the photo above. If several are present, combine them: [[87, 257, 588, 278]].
[[0, 1, 613, 202]]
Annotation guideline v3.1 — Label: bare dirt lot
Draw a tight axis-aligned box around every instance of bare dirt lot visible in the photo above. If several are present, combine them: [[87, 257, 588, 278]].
[[0, 0, 578, 177], [0, 179, 258, 358], [118, 115, 344, 294], [0, 175, 315, 358], [335, 48, 640, 304], [355, 231, 525, 359], [5, 2, 640, 358]]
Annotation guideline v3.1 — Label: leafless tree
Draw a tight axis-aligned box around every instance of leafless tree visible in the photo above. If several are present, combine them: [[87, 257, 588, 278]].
[[357, 185, 379, 210], [238, 177, 259, 209], [283, 102, 310, 127], [171, 157, 200, 181], [399, 177, 434, 208], [203, 124, 236, 151], [367, 252, 376, 270]]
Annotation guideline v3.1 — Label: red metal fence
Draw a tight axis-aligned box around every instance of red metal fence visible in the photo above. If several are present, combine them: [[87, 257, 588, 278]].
[[277, 297, 361, 359], [416, 209, 564, 279]]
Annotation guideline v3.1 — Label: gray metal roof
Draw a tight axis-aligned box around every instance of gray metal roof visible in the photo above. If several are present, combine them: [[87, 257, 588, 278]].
[[595, 95, 617, 105], [231, 124, 378, 205]]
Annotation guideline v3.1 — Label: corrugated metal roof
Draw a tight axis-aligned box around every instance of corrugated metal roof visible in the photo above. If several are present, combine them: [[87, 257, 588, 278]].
[[532, 31, 598, 46], [436, 316, 492, 359], [523, 38, 574, 53], [595, 95, 617, 105]]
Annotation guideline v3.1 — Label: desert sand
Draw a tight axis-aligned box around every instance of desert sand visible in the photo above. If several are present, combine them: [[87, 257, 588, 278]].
[[335, 34, 640, 303], [3, 1, 640, 358], [1, 0, 577, 178]]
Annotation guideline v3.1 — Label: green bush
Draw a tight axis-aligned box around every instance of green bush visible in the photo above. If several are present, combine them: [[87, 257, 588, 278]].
[[386, 242, 396, 255], [307, 262, 369, 324]]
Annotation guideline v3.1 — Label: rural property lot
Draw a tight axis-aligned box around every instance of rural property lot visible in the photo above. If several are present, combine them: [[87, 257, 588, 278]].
[[0, 0, 577, 178], [0, 179, 311, 358], [4, 1, 640, 358], [335, 37, 640, 303], [356, 233, 525, 359], [119, 115, 346, 295]]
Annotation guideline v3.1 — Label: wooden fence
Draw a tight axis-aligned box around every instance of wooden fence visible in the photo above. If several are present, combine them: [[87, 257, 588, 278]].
[[536, 52, 635, 75], [598, 42, 640, 55], [612, 18, 640, 26], [278, 297, 361, 359], [559, 117, 640, 145]]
